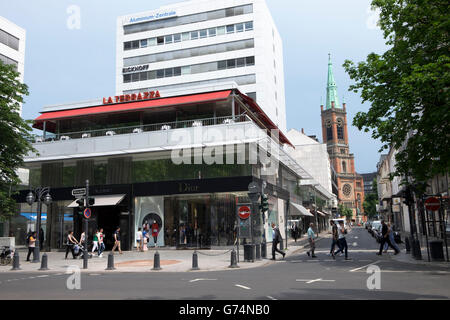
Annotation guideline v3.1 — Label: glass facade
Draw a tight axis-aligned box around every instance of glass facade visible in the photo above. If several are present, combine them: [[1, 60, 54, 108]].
[[27, 156, 252, 189]]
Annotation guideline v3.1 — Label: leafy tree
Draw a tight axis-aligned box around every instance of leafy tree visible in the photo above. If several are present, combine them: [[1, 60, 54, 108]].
[[0, 61, 34, 220], [363, 178, 379, 219], [343, 0, 449, 190], [338, 203, 353, 221]]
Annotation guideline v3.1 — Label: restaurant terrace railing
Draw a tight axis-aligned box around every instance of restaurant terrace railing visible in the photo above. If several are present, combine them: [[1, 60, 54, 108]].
[[30, 114, 252, 143]]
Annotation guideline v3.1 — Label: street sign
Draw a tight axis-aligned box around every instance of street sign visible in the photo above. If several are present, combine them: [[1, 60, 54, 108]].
[[83, 208, 91, 219], [72, 188, 86, 197], [424, 197, 440, 211], [238, 205, 251, 220]]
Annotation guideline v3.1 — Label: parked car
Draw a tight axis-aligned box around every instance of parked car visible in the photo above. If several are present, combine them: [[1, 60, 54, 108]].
[[365, 221, 371, 229]]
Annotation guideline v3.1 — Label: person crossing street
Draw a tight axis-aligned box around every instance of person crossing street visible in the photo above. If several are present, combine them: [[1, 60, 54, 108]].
[[270, 223, 285, 260]]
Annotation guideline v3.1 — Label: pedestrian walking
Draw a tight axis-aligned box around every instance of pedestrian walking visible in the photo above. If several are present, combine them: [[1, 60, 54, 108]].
[[377, 220, 400, 256], [111, 227, 123, 254], [98, 228, 105, 257], [151, 220, 159, 248], [306, 223, 317, 258], [91, 229, 99, 253], [65, 231, 78, 259], [136, 227, 143, 252], [292, 223, 299, 242], [334, 221, 350, 260], [26, 231, 37, 261], [270, 223, 285, 260], [383, 222, 400, 253], [329, 220, 341, 259]]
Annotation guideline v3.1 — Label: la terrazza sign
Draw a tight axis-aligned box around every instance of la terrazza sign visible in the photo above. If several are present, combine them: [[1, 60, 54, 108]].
[[103, 91, 161, 104]]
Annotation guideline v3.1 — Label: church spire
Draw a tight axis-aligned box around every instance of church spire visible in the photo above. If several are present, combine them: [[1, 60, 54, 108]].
[[326, 54, 340, 109]]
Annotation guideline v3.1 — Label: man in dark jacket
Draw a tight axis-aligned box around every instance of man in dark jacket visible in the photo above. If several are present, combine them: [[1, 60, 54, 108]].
[[271, 223, 285, 260], [377, 220, 400, 255]]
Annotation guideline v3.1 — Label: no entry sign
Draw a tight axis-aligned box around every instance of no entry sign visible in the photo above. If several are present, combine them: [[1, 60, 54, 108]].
[[238, 205, 251, 220], [83, 208, 92, 219], [424, 197, 440, 211]]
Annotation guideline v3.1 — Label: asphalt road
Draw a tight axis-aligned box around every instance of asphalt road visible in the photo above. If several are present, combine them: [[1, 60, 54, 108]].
[[0, 227, 449, 300]]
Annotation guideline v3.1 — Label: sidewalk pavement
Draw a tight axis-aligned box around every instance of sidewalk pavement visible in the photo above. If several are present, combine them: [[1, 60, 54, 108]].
[[1, 231, 331, 273], [389, 240, 450, 268]]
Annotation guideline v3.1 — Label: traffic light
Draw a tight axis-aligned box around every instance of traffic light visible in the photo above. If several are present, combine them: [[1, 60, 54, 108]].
[[88, 197, 95, 206], [403, 187, 413, 206], [260, 194, 269, 213], [76, 198, 85, 208]]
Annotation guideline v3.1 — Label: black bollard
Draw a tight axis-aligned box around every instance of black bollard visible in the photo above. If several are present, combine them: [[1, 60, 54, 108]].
[[405, 237, 411, 253], [229, 249, 239, 268], [152, 251, 161, 270], [191, 250, 200, 271], [261, 241, 267, 259], [105, 252, 115, 270], [39, 253, 49, 271], [11, 250, 21, 271], [83, 249, 88, 269]]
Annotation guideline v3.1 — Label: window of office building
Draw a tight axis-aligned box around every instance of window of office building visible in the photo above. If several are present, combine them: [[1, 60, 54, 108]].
[[0, 53, 18, 69], [226, 25, 235, 34], [199, 29, 207, 38], [124, 74, 256, 95], [208, 28, 216, 37], [245, 21, 253, 31], [124, 4, 253, 35], [0, 29, 19, 51], [236, 23, 244, 33], [123, 56, 256, 83]]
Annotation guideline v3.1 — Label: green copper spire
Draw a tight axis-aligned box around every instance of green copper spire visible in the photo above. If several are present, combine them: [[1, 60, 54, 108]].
[[326, 54, 340, 109]]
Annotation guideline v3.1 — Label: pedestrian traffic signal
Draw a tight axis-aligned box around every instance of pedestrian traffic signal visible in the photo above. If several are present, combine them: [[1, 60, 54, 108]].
[[260, 194, 269, 213]]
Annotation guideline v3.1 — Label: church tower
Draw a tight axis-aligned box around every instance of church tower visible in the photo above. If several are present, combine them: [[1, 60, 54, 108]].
[[320, 54, 365, 222]]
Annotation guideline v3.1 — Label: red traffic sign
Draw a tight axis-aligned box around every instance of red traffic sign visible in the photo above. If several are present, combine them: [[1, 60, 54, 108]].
[[424, 197, 440, 211], [83, 208, 92, 219], [238, 205, 251, 220]]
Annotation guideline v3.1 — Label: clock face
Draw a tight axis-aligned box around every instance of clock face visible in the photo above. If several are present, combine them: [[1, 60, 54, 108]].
[[343, 183, 352, 197]]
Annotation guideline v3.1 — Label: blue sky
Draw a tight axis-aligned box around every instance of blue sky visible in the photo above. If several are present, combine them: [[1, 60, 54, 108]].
[[1, 0, 387, 173]]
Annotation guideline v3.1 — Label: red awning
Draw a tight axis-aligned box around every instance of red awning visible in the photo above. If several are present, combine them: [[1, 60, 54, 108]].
[[33, 90, 232, 129]]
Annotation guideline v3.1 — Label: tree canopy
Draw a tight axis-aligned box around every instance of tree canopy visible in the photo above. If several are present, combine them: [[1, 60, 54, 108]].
[[0, 61, 34, 220], [343, 0, 449, 189]]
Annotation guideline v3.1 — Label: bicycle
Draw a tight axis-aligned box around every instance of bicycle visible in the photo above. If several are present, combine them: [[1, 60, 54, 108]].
[[0, 246, 13, 266]]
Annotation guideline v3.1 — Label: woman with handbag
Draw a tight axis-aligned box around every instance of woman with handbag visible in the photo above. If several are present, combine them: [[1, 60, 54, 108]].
[[65, 231, 78, 259]]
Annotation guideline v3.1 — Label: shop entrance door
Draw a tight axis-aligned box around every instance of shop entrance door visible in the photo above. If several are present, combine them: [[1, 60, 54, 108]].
[[177, 196, 211, 249]]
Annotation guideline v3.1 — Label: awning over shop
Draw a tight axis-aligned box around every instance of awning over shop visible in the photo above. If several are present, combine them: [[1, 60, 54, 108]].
[[67, 194, 125, 208], [33, 90, 232, 130], [290, 203, 314, 217]]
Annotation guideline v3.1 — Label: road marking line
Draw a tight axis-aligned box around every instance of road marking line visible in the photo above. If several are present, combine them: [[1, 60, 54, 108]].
[[54, 273, 63, 276], [235, 284, 251, 290], [37, 275, 48, 278], [296, 278, 335, 284], [349, 260, 382, 272], [352, 242, 358, 247], [189, 278, 217, 283], [267, 296, 277, 300], [28, 277, 36, 279]]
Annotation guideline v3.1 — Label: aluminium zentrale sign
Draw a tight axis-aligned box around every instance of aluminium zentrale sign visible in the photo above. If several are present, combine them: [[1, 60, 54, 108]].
[[125, 10, 177, 25]]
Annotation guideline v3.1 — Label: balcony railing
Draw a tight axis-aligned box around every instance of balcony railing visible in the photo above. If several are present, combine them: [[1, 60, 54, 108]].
[[30, 114, 251, 143]]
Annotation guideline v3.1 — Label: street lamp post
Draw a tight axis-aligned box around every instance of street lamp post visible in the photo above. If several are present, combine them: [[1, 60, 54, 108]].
[[26, 187, 52, 263]]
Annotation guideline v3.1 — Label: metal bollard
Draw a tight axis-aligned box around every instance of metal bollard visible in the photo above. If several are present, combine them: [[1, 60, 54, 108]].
[[39, 253, 49, 271], [191, 250, 200, 271], [11, 250, 21, 271], [229, 249, 239, 268], [105, 252, 115, 270], [405, 237, 411, 253], [261, 241, 267, 259], [83, 249, 88, 269], [152, 251, 161, 270]]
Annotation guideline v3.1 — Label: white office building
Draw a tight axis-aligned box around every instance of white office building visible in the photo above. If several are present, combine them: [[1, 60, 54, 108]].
[[0, 16, 26, 115], [116, 0, 287, 132]]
